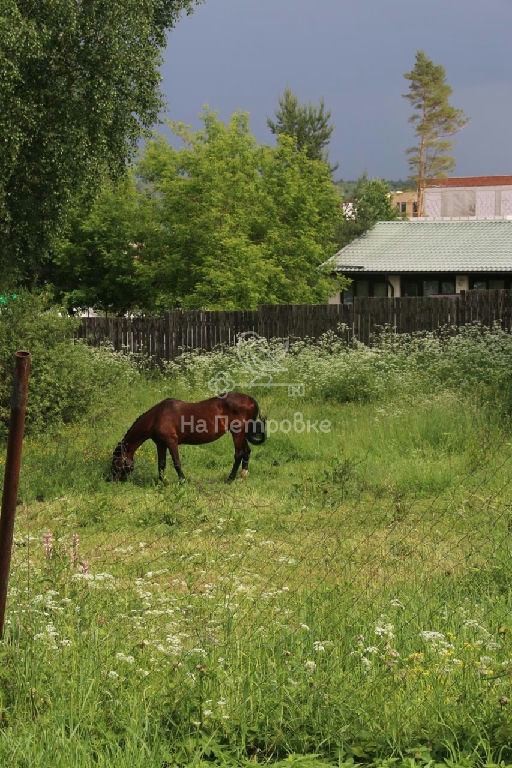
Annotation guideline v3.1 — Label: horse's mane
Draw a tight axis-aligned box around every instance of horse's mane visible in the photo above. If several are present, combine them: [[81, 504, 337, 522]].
[[122, 406, 154, 441]]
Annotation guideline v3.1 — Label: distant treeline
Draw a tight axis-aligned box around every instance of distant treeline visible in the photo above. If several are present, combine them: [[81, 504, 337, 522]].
[[336, 179, 415, 198]]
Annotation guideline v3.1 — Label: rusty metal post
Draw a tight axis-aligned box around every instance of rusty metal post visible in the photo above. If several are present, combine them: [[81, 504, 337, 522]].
[[0, 351, 31, 638]]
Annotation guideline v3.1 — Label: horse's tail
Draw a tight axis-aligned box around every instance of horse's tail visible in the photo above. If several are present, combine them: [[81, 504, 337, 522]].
[[247, 399, 266, 445]]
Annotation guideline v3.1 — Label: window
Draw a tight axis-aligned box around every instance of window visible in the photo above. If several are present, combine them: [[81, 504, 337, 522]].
[[373, 282, 387, 297], [441, 190, 476, 217], [402, 276, 456, 297], [402, 280, 419, 297], [470, 278, 509, 290], [342, 283, 354, 304], [423, 280, 439, 297], [440, 280, 455, 295], [342, 279, 389, 303], [400, 202, 407, 213], [355, 280, 369, 298]]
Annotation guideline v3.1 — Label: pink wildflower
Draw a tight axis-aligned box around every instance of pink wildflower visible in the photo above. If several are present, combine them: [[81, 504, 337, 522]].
[[70, 534, 79, 569], [43, 532, 53, 558]]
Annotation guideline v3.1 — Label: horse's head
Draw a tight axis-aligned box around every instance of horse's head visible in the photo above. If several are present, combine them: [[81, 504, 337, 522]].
[[111, 442, 134, 481]]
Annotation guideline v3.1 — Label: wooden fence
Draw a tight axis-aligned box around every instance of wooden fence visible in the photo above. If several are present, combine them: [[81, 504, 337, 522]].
[[76, 290, 512, 361]]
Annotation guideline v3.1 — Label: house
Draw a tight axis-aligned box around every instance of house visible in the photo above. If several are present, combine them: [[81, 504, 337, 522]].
[[424, 175, 512, 219], [326, 219, 512, 303], [390, 190, 418, 218]]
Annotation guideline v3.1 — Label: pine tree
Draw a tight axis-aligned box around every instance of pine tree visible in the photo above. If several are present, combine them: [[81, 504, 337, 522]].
[[403, 51, 469, 215], [267, 88, 338, 173]]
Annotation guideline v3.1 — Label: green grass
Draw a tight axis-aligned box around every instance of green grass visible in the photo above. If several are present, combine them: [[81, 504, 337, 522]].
[[1, 366, 512, 767]]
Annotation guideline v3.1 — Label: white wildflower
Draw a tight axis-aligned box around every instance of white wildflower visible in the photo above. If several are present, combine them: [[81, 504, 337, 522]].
[[189, 648, 207, 657], [375, 623, 395, 640], [116, 652, 135, 664]]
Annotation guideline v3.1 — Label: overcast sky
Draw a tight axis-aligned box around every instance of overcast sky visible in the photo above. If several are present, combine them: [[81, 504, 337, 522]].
[[160, 0, 512, 181]]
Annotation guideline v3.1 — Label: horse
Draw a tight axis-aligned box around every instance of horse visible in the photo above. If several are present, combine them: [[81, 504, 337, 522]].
[[111, 392, 266, 484]]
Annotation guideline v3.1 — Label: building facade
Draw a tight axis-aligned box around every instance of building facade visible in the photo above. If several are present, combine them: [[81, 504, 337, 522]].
[[424, 176, 512, 219], [326, 220, 512, 303]]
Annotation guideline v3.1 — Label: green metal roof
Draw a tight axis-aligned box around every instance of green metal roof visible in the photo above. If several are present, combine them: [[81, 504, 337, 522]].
[[326, 220, 512, 273]]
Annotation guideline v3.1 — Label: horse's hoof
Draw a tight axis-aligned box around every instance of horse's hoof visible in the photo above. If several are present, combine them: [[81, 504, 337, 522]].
[[226, 476, 235, 484], [241, 469, 249, 479]]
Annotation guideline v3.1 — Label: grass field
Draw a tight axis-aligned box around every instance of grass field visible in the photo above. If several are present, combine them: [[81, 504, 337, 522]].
[[2, 330, 512, 767]]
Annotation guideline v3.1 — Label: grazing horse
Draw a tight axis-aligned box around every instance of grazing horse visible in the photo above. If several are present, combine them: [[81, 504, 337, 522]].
[[111, 392, 266, 483]]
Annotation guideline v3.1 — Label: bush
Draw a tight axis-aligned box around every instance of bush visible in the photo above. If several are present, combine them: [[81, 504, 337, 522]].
[[160, 323, 512, 408], [0, 292, 138, 435]]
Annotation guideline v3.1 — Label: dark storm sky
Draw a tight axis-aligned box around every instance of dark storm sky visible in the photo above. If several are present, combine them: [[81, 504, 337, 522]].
[[160, 0, 512, 180]]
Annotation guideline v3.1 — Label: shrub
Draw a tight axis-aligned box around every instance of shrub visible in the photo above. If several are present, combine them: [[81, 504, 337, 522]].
[[0, 292, 138, 435], [160, 323, 512, 408]]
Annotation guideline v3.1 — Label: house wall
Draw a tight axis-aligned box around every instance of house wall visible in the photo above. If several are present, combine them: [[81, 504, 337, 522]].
[[456, 275, 469, 293], [424, 185, 512, 219], [335, 273, 510, 303], [390, 191, 418, 218], [388, 275, 401, 297]]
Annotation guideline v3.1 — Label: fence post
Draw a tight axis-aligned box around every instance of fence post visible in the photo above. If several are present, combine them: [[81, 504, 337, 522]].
[[0, 351, 31, 638], [457, 291, 466, 328]]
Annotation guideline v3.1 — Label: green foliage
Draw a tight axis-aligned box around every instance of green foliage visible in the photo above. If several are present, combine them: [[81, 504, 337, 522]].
[[0, 0, 199, 287], [161, 324, 512, 412], [336, 179, 415, 196], [336, 174, 400, 248], [137, 110, 346, 310], [0, 292, 138, 435], [267, 87, 338, 173], [52, 174, 149, 314], [403, 50, 469, 213]]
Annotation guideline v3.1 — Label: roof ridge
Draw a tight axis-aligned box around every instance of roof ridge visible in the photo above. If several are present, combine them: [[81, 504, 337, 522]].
[[376, 219, 512, 224]]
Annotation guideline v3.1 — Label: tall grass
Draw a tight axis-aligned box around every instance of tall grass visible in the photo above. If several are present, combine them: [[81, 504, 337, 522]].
[[1, 319, 512, 766]]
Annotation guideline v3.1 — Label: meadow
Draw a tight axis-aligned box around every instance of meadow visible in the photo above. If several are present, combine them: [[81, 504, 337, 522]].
[[1, 302, 512, 767]]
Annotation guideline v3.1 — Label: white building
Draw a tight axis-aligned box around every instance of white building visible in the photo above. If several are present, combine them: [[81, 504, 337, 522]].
[[424, 175, 512, 219]]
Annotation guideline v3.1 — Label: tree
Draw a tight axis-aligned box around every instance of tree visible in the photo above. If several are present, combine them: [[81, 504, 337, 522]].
[[403, 50, 469, 216], [0, 0, 199, 288], [51, 174, 149, 314], [267, 88, 338, 173], [336, 175, 401, 248], [137, 110, 346, 310]]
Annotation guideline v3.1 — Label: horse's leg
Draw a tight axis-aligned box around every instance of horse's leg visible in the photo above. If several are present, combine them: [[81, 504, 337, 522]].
[[166, 439, 185, 481], [227, 433, 245, 483], [240, 439, 251, 479], [156, 440, 167, 481]]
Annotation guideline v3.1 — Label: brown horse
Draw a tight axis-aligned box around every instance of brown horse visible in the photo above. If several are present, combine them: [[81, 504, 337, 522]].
[[111, 392, 266, 483]]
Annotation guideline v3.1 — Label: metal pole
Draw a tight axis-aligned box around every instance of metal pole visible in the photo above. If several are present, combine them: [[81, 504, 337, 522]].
[[0, 351, 31, 638]]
